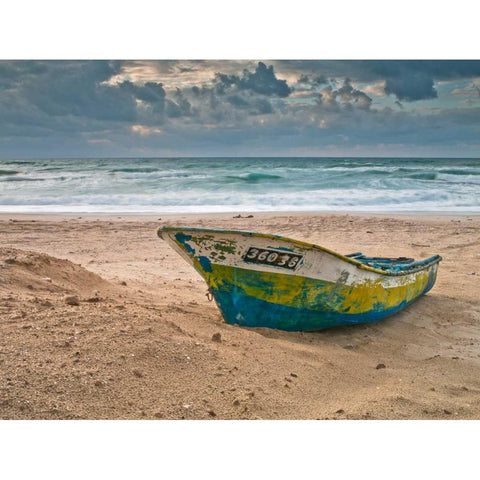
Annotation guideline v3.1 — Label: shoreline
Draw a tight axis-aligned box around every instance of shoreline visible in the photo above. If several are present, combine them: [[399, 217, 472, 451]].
[[2, 211, 480, 222]]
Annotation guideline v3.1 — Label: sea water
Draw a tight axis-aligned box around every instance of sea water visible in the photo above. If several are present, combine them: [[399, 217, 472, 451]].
[[0, 157, 479, 214]]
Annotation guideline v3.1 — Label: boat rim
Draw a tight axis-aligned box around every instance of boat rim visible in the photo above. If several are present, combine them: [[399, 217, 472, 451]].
[[157, 225, 442, 277]]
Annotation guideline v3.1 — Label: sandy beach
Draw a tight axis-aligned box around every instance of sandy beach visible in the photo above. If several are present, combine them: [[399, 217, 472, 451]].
[[1, 212, 480, 419]]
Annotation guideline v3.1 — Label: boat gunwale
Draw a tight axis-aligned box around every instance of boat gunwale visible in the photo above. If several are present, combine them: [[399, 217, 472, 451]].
[[157, 226, 442, 277]]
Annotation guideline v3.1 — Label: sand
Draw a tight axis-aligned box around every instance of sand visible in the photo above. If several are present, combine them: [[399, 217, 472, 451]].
[[1, 212, 480, 419]]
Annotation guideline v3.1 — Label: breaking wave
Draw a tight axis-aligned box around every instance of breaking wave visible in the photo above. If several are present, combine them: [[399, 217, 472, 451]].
[[0, 157, 479, 213]]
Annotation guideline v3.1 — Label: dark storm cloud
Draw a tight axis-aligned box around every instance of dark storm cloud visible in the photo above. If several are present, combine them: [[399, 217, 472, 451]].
[[363, 60, 480, 81], [362, 60, 480, 103], [297, 74, 328, 86], [253, 98, 274, 115], [224, 94, 274, 115], [365, 62, 446, 102], [297, 74, 310, 84], [2, 61, 169, 125], [118, 80, 166, 106], [21, 61, 139, 121], [172, 63, 283, 120], [227, 94, 250, 108], [276, 60, 480, 102], [384, 71, 437, 101], [165, 88, 193, 118], [0, 61, 172, 140], [277, 60, 480, 83], [0, 61, 48, 89], [215, 62, 292, 97]]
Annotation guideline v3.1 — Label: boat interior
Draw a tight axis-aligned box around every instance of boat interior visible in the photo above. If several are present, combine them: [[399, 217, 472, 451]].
[[345, 252, 441, 273]]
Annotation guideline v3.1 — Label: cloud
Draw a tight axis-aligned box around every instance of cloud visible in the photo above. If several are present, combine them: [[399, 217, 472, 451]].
[[165, 88, 192, 118], [226, 94, 250, 108], [2, 60, 480, 158], [317, 86, 339, 110], [224, 94, 274, 115], [119, 80, 166, 104], [450, 81, 480, 98], [364, 60, 480, 82], [131, 125, 163, 136], [0, 61, 172, 140], [364, 61, 480, 102], [214, 62, 292, 97], [384, 71, 437, 101], [337, 78, 372, 109], [0, 61, 48, 89], [22, 61, 138, 121], [177, 65, 198, 73], [275, 60, 480, 102], [162, 63, 283, 120], [297, 74, 327, 86], [316, 78, 372, 110], [253, 98, 274, 115], [362, 81, 386, 97]]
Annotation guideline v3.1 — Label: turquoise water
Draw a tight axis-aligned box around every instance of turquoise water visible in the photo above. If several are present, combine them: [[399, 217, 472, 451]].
[[0, 157, 479, 213]]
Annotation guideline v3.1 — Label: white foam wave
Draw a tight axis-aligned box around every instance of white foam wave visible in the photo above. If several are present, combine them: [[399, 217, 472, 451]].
[[1, 157, 479, 213]]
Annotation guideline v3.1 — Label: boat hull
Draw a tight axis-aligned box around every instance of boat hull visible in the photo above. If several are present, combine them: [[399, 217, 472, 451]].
[[202, 264, 438, 331], [158, 227, 440, 331]]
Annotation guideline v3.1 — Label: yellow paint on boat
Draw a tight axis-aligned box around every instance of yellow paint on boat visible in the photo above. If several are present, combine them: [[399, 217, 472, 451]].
[[194, 262, 433, 315]]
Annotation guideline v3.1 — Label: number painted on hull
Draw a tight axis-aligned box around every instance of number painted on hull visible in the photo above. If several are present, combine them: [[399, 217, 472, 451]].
[[243, 247, 303, 270]]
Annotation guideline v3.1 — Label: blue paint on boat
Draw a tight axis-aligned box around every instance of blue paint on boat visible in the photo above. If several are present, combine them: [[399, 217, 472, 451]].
[[352, 254, 441, 273], [174, 233, 195, 254], [198, 256, 213, 272], [211, 285, 429, 332], [424, 267, 437, 292]]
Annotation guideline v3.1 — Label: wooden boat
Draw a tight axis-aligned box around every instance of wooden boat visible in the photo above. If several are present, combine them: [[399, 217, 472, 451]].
[[158, 226, 441, 331]]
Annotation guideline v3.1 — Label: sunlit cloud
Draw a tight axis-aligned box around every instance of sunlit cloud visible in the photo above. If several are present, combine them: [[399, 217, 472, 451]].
[[131, 124, 163, 136], [451, 80, 480, 97], [363, 81, 387, 97]]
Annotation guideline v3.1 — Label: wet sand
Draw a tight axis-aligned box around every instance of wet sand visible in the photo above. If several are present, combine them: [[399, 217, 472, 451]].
[[1, 212, 480, 419]]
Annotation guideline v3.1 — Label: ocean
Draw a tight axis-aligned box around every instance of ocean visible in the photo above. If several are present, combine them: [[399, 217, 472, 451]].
[[0, 157, 479, 214]]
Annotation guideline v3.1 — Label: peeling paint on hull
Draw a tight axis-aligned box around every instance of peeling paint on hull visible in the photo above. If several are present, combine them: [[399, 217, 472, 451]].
[[158, 226, 441, 331], [214, 287, 423, 331], [208, 265, 437, 330]]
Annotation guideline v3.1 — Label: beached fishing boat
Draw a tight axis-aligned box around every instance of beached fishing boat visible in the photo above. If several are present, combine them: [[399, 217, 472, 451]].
[[158, 226, 441, 331]]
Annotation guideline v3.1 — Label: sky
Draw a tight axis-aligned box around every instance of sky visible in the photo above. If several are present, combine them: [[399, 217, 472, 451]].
[[1, 60, 480, 158]]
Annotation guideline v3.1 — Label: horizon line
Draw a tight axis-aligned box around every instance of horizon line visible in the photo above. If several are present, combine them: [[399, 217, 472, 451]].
[[2, 155, 480, 161]]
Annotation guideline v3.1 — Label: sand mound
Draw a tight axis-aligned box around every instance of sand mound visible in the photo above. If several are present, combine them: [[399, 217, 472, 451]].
[[0, 247, 110, 296]]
